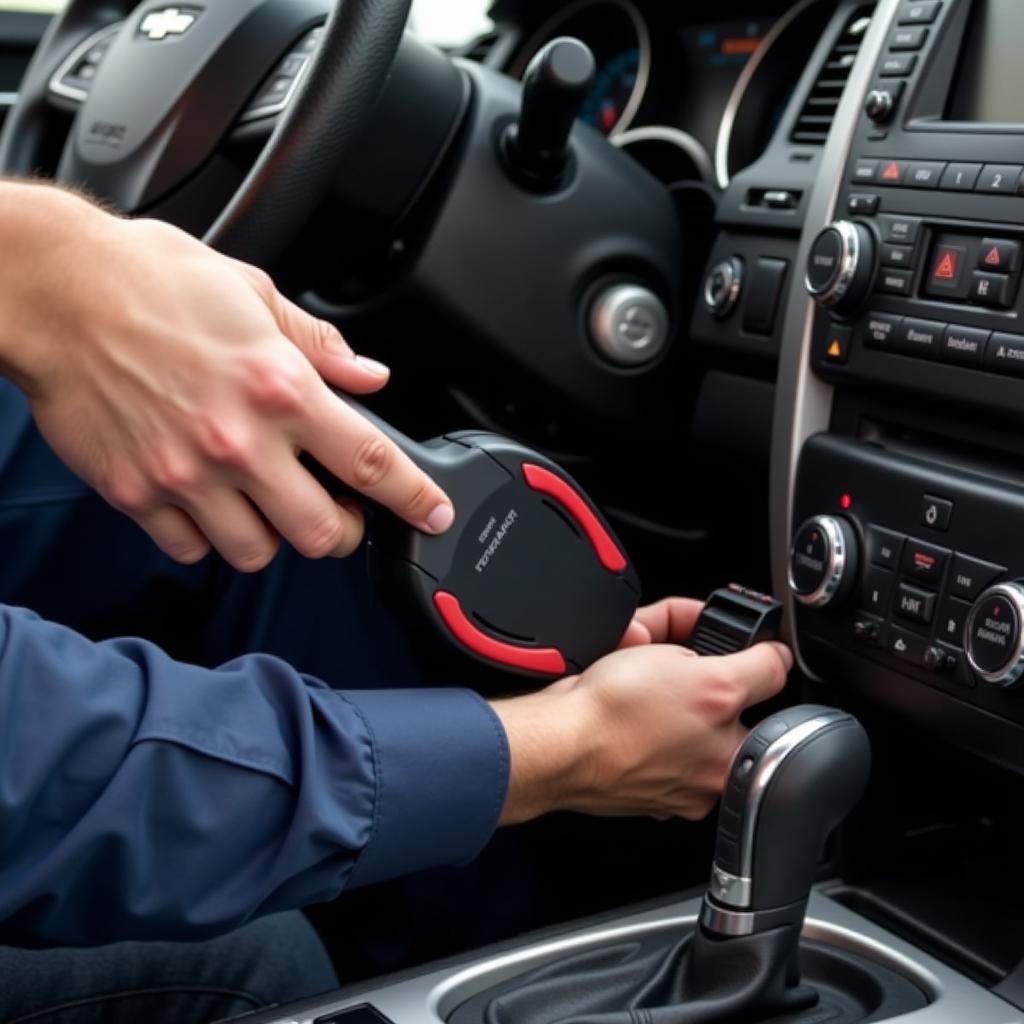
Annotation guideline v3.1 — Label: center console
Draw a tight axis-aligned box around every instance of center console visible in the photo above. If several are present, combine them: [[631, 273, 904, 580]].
[[776, 0, 1024, 776]]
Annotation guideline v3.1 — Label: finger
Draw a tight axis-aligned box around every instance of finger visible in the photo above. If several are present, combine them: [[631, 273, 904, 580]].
[[132, 505, 211, 565], [617, 619, 652, 649], [632, 598, 705, 645], [178, 488, 281, 573], [245, 456, 366, 559], [299, 390, 455, 535], [239, 262, 392, 395], [706, 641, 793, 710]]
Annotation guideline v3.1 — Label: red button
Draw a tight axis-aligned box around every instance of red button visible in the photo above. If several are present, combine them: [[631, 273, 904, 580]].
[[432, 591, 567, 675], [521, 463, 627, 573]]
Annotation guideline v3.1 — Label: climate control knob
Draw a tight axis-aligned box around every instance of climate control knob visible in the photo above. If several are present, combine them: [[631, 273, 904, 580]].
[[805, 220, 876, 311], [789, 515, 859, 608], [965, 582, 1024, 687]]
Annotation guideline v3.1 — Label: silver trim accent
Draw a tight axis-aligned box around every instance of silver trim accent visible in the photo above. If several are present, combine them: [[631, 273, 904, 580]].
[[964, 582, 1024, 688], [788, 515, 849, 608], [709, 864, 751, 907], [0, 93, 18, 108], [804, 219, 861, 307], [611, 125, 714, 184], [731, 712, 847, 888], [509, 0, 651, 137], [48, 22, 124, 103], [703, 256, 744, 319], [714, 0, 822, 188], [701, 898, 755, 935], [769, 0, 900, 674], [253, 890, 1024, 1023]]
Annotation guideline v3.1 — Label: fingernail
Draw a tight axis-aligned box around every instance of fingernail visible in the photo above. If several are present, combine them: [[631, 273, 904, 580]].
[[354, 355, 390, 377], [425, 502, 455, 534]]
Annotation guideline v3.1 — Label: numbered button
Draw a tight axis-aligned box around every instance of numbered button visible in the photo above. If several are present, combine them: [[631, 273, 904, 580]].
[[975, 164, 1023, 195]]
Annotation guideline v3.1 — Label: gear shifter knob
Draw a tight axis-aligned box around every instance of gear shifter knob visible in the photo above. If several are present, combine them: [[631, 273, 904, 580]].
[[502, 37, 596, 190], [702, 705, 870, 937]]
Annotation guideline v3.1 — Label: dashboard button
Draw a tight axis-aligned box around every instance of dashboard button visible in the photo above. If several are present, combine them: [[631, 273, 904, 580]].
[[940, 162, 982, 191], [920, 494, 952, 530], [899, 1, 941, 24], [888, 624, 927, 663], [901, 538, 950, 585], [822, 322, 851, 365], [895, 582, 936, 625], [986, 332, 1024, 377], [949, 554, 1005, 600], [848, 193, 880, 215], [852, 159, 879, 184], [965, 585, 1024, 684], [978, 239, 1021, 274], [880, 243, 914, 268], [864, 566, 895, 615], [970, 270, 1015, 308], [880, 54, 916, 76], [877, 159, 907, 185], [879, 214, 921, 244], [937, 594, 972, 647], [877, 269, 912, 296], [862, 312, 902, 349], [743, 257, 789, 335], [941, 324, 989, 367], [975, 164, 1023, 194], [925, 243, 970, 299], [867, 526, 904, 569], [896, 317, 944, 357], [906, 161, 945, 188], [889, 26, 928, 50], [865, 526, 904, 571]]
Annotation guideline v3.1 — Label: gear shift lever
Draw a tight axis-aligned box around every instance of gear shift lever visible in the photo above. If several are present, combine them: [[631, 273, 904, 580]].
[[702, 705, 871, 936]]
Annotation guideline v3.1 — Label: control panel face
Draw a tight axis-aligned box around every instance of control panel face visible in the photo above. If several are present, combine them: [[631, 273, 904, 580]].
[[805, 0, 1024, 420], [792, 434, 1024, 752]]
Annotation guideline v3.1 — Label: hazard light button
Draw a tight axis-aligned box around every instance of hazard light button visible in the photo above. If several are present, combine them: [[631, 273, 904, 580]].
[[977, 238, 1021, 274], [925, 241, 970, 299], [821, 322, 851, 365]]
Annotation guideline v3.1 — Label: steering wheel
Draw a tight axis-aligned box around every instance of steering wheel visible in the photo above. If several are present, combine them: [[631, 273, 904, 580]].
[[0, 0, 686, 435], [0, 0, 409, 265]]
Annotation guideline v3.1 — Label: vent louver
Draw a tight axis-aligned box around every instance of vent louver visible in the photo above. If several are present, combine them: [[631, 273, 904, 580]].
[[790, 6, 875, 145]]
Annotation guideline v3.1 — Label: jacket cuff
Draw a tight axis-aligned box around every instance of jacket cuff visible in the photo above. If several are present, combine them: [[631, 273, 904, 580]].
[[342, 688, 509, 887]]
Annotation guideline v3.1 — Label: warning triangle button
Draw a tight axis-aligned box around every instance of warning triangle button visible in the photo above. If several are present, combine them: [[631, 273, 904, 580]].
[[881, 161, 902, 182], [984, 245, 1003, 267], [934, 251, 957, 281], [823, 329, 849, 365]]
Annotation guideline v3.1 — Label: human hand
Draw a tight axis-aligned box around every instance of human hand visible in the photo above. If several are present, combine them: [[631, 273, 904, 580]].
[[5, 186, 453, 571], [491, 599, 791, 825]]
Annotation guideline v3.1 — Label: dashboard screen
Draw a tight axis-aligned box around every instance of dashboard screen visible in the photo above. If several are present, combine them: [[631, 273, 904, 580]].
[[946, 0, 1024, 123]]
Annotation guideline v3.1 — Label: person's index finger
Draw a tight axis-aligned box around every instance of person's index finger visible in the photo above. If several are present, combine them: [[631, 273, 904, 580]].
[[713, 640, 793, 710], [300, 388, 454, 534], [632, 597, 705, 645]]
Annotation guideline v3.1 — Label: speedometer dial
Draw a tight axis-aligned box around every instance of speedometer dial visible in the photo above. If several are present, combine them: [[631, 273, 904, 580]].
[[511, 0, 651, 137]]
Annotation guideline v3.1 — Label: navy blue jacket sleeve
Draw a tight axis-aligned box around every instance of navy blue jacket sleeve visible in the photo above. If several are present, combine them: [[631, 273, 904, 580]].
[[0, 604, 509, 946]]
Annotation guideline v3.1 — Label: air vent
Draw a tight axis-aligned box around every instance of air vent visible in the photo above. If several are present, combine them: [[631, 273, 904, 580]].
[[790, 6, 875, 145]]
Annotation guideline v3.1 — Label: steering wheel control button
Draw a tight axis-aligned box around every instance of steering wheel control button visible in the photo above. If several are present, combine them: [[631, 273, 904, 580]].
[[867, 526, 904, 569], [588, 284, 669, 366], [49, 22, 123, 103], [703, 258, 744, 319], [805, 221, 876, 311], [965, 583, 1024, 687], [895, 582, 936, 626], [901, 539, 949, 586], [949, 554, 1005, 600], [240, 26, 323, 123], [789, 515, 858, 609], [920, 495, 952, 531]]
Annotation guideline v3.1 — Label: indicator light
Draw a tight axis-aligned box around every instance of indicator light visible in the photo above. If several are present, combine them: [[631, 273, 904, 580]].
[[840, 493, 853, 510]]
